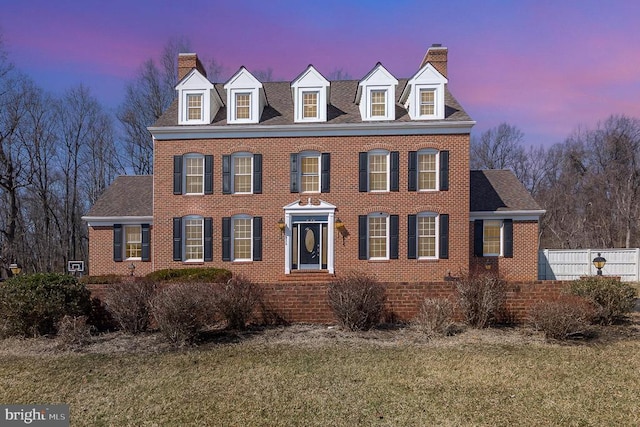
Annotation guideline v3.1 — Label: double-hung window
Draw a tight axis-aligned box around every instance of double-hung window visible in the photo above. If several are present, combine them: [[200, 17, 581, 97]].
[[408, 213, 449, 260], [184, 217, 204, 262], [222, 216, 263, 262], [358, 214, 399, 260], [235, 93, 251, 120], [290, 152, 330, 193], [300, 154, 320, 193], [124, 226, 142, 260], [222, 153, 263, 194], [418, 150, 437, 191], [359, 150, 399, 192], [173, 154, 212, 195], [302, 92, 318, 119], [473, 219, 513, 258], [184, 154, 204, 194], [187, 93, 203, 121], [408, 150, 448, 192], [370, 90, 387, 117], [417, 214, 437, 258], [419, 89, 435, 116]]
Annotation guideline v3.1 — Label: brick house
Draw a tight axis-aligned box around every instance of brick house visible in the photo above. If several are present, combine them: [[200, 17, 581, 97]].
[[83, 45, 544, 283]]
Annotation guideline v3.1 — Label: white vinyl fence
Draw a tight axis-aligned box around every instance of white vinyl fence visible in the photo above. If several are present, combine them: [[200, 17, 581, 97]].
[[538, 249, 640, 282]]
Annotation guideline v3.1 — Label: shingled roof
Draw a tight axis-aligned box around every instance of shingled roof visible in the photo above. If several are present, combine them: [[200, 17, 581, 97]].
[[84, 175, 152, 218], [153, 79, 472, 128], [470, 170, 542, 212]]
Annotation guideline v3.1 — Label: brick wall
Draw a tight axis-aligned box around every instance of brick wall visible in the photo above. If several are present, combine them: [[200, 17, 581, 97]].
[[468, 220, 539, 280], [88, 279, 569, 325], [87, 226, 154, 277], [153, 133, 471, 284]]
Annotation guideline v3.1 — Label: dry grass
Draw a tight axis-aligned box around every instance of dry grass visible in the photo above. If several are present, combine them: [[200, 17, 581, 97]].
[[0, 314, 639, 426]]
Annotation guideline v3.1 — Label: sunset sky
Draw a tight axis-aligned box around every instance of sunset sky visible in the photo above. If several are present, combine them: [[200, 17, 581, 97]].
[[1, 0, 639, 146]]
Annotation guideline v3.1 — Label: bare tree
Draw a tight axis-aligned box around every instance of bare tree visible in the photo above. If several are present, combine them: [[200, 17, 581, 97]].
[[471, 123, 527, 171], [327, 68, 352, 80], [252, 67, 274, 82]]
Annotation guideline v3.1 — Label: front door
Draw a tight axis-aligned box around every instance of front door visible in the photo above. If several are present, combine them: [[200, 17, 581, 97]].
[[299, 223, 321, 269]]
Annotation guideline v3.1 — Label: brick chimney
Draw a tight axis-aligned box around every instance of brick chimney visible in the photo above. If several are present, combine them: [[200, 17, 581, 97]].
[[177, 53, 207, 82], [419, 44, 448, 78]]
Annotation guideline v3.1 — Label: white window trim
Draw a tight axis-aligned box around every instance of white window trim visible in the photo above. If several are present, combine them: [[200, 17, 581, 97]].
[[232, 214, 253, 262], [233, 91, 253, 123], [417, 149, 440, 192], [416, 212, 438, 260], [483, 219, 503, 257], [180, 90, 208, 125], [364, 86, 395, 121], [299, 151, 321, 193], [183, 215, 204, 263], [368, 149, 390, 192], [232, 153, 253, 194], [124, 225, 142, 261], [183, 153, 205, 195], [412, 83, 444, 120], [368, 213, 389, 260]]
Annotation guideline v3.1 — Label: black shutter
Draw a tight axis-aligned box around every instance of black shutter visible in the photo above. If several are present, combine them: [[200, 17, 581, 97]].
[[439, 214, 449, 259], [113, 224, 122, 262], [321, 153, 330, 193], [173, 155, 183, 195], [204, 217, 213, 262], [503, 219, 513, 258], [204, 155, 213, 194], [253, 217, 262, 261], [440, 150, 449, 191], [408, 151, 417, 192], [222, 217, 231, 261], [141, 224, 150, 261], [390, 151, 399, 192], [390, 214, 399, 259], [253, 154, 262, 194], [358, 152, 367, 192], [474, 219, 484, 257], [408, 215, 417, 259], [173, 217, 182, 261], [358, 215, 367, 259], [222, 155, 231, 194], [290, 153, 299, 193]]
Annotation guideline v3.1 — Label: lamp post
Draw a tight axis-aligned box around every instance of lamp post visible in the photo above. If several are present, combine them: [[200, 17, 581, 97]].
[[9, 262, 21, 276], [592, 253, 606, 276]]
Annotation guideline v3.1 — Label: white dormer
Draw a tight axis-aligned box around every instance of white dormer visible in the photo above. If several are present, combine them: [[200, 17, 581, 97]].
[[400, 62, 448, 120], [176, 69, 221, 125], [223, 67, 266, 124], [291, 65, 330, 123], [356, 63, 398, 121]]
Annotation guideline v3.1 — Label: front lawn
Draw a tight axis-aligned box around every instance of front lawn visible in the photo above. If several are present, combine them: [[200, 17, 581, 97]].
[[1, 323, 639, 426]]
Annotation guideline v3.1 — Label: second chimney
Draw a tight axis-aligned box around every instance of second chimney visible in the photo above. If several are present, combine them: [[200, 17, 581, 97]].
[[419, 44, 448, 78], [178, 53, 207, 82]]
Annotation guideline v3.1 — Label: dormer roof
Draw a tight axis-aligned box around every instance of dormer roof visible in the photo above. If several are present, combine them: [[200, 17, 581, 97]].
[[175, 68, 222, 125], [291, 65, 330, 123], [223, 67, 267, 124], [400, 62, 448, 120], [355, 62, 398, 104]]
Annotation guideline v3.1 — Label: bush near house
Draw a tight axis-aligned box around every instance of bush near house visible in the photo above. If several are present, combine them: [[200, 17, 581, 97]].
[[214, 275, 263, 330], [0, 273, 92, 337], [567, 278, 636, 325], [413, 297, 457, 337], [327, 271, 386, 331], [455, 272, 507, 328], [528, 296, 596, 340], [145, 268, 231, 284], [104, 280, 157, 334]]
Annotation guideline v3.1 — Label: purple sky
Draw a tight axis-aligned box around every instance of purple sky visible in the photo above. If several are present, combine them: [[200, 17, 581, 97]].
[[2, 0, 639, 146]]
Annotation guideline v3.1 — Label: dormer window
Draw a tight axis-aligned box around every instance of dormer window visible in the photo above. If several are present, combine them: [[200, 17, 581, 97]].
[[370, 90, 387, 117], [175, 67, 220, 125], [303, 92, 318, 119], [420, 89, 435, 116], [235, 93, 251, 120], [224, 67, 266, 124], [291, 65, 329, 123], [400, 62, 447, 120], [187, 94, 203, 121], [356, 63, 398, 121]]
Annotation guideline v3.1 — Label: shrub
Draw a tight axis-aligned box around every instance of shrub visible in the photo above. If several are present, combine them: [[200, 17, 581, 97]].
[[567, 278, 636, 325], [327, 271, 386, 331], [528, 296, 596, 340], [57, 315, 93, 349], [79, 274, 126, 285], [151, 283, 216, 347], [214, 275, 263, 330], [104, 280, 156, 334], [413, 297, 456, 337], [0, 273, 91, 337], [455, 272, 506, 328], [145, 268, 231, 284]]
